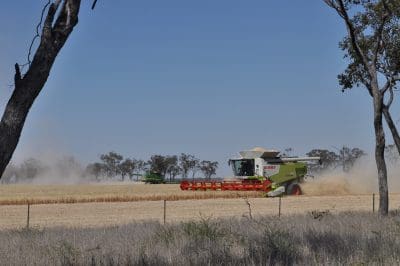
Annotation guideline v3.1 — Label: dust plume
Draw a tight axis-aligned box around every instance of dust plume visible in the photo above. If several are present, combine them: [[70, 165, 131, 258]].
[[302, 156, 400, 196], [1, 152, 91, 185]]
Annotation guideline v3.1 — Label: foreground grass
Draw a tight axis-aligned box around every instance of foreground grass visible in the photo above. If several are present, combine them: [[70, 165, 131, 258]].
[[2, 212, 400, 265]]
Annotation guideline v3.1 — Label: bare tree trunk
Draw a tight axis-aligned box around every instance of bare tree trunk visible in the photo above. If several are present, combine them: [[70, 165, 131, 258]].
[[373, 94, 389, 215], [0, 1, 81, 178], [383, 107, 400, 156]]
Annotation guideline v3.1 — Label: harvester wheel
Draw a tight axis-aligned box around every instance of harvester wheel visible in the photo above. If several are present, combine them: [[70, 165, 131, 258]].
[[287, 182, 302, 195]]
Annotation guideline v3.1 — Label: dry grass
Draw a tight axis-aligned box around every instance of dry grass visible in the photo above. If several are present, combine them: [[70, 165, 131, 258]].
[[0, 183, 264, 205], [2, 212, 400, 265]]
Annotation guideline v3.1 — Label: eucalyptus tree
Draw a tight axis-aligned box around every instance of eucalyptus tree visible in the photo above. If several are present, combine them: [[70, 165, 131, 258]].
[[200, 160, 219, 179], [324, 0, 400, 215]]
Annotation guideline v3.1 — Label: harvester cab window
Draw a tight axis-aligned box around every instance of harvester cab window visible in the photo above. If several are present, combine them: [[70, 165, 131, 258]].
[[232, 159, 254, 176]]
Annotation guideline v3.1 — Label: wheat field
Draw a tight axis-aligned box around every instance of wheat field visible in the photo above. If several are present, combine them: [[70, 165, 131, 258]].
[[1, 183, 400, 230], [0, 183, 263, 205]]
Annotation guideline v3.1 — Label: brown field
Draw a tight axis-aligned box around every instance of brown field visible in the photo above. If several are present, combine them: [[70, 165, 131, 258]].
[[0, 183, 263, 205], [1, 183, 400, 230]]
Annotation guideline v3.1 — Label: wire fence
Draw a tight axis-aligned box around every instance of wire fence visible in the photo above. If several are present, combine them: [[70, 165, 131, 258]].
[[1, 193, 398, 230]]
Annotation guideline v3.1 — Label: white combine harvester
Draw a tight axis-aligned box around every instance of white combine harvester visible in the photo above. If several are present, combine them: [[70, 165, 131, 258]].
[[180, 147, 320, 196]]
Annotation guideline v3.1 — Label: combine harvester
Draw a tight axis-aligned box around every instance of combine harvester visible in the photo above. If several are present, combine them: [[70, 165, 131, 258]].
[[180, 147, 320, 196]]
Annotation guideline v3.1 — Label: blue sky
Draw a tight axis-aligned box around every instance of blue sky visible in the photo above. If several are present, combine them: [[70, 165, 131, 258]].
[[0, 1, 398, 176]]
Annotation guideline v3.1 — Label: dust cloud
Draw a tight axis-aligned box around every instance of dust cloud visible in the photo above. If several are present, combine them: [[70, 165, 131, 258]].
[[2, 152, 90, 185], [302, 156, 400, 196]]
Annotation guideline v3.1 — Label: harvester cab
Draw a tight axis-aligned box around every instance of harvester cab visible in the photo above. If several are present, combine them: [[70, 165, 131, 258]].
[[180, 147, 320, 197]]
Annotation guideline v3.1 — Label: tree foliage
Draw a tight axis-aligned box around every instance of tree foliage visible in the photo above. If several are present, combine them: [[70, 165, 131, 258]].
[[307, 149, 339, 173], [307, 147, 366, 173], [164, 156, 180, 181], [339, 147, 366, 171], [119, 159, 136, 181], [147, 155, 174, 177], [200, 160, 219, 179], [179, 153, 200, 179], [100, 152, 123, 177], [334, 0, 400, 92], [85, 162, 104, 180]]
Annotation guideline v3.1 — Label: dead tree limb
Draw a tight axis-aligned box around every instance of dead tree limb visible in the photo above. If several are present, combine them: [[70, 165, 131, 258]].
[[0, 0, 81, 178]]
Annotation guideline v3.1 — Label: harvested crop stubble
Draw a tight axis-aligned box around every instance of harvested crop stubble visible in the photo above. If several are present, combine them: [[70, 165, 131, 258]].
[[2, 194, 400, 230], [0, 183, 264, 205]]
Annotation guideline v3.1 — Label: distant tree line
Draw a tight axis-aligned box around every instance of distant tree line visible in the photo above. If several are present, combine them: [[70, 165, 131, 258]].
[[1, 152, 219, 183], [4, 145, 397, 183], [305, 146, 367, 174], [85, 152, 219, 182]]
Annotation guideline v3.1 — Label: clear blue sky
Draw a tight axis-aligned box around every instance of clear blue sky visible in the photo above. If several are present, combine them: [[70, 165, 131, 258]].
[[0, 1, 398, 176]]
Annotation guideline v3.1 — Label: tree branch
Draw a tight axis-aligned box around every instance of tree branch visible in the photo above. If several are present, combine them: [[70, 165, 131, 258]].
[[381, 74, 400, 94], [383, 100, 400, 156], [372, 6, 389, 66], [26, 0, 51, 67], [42, 0, 62, 39], [338, 0, 372, 73], [381, 78, 392, 94], [14, 64, 21, 84], [325, 0, 374, 78], [356, 71, 374, 97], [91, 0, 98, 10], [52, 0, 80, 37], [385, 87, 394, 108], [22, 0, 81, 86], [323, 0, 345, 18]]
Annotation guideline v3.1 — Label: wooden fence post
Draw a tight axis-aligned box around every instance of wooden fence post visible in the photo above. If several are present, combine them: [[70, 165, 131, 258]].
[[278, 196, 282, 217], [26, 203, 30, 229], [373, 193, 375, 213], [163, 200, 166, 225]]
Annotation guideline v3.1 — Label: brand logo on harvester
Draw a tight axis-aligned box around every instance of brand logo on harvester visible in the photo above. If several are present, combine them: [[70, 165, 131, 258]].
[[264, 165, 276, 170]]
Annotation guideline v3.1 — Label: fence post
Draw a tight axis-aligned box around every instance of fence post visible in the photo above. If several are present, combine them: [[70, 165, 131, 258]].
[[163, 200, 166, 225], [278, 196, 282, 217], [373, 193, 375, 213], [26, 203, 30, 229]]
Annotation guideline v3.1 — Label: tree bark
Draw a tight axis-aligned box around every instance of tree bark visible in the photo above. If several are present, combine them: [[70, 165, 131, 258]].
[[383, 106, 400, 156], [373, 92, 389, 215], [0, 0, 81, 179]]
